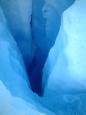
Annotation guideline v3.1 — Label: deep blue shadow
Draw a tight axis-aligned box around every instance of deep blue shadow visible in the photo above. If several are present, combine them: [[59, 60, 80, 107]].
[[28, 0, 75, 96]]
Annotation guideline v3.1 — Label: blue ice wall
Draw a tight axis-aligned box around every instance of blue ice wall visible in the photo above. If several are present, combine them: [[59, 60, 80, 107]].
[[0, 8, 56, 115], [0, 7, 32, 101], [0, 0, 33, 71], [42, 0, 86, 114], [43, 0, 75, 50], [32, 0, 75, 54], [0, 0, 86, 114], [30, 0, 75, 95], [0, 0, 75, 96]]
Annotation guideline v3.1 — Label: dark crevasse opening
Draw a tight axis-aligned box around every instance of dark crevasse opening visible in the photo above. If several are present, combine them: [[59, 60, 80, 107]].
[[28, 0, 75, 96], [28, 0, 45, 96]]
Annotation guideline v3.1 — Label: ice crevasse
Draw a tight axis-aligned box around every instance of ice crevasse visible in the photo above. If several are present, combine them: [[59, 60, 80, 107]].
[[0, 7, 55, 115], [0, 0, 75, 95], [0, 0, 86, 115], [30, 0, 75, 94]]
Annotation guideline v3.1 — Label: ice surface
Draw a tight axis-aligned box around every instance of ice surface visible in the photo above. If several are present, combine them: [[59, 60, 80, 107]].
[[42, 0, 75, 89], [32, 0, 75, 54], [0, 80, 47, 115], [30, 0, 75, 95], [43, 0, 75, 50], [0, 0, 33, 69], [1, 0, 86, 114], [42, 0, 86, 114], [0, 8, 56, 115], [0, 12, 32, 101]]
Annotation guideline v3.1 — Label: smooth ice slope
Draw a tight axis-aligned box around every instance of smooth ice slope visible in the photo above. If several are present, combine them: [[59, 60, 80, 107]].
[[0, 80, 56, 115], [0, 80, 47, 115], [0, 0, 33, 69], [0, 12, 32, 101], [42, 0, 86, 114]]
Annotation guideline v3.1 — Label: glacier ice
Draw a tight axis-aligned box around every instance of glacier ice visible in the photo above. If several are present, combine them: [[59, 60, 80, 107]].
[[32, 0, 75, 54], [30, 0, 75, 95], [0, 0, 86, 114], [0, 11, 31, 101], [29, 0, 45, 94], [0, 7, 56, 115], [0, 0, 33, 70], [43, 0, 75, 50], [42, 0, 75, 89], [0, 80, 42, 115], [0, 80, 56, 115], [42, 0, 86, 114]]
